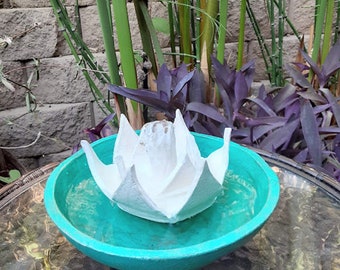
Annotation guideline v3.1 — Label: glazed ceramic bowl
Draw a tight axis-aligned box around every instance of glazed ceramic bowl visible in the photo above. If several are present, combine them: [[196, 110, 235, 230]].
[[44, 132, 280, 270]]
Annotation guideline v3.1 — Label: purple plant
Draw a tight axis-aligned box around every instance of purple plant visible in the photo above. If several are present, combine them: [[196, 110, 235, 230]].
[[107, 47, 340, 181], [73, 113, 115, 153]]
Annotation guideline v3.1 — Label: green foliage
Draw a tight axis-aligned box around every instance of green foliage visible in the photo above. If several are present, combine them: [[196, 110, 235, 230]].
[[152, 17, 170, 34], [0, 170, 21, 184]]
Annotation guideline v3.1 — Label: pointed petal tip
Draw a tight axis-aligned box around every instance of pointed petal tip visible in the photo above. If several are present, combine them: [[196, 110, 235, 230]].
[[119, 113, 129, 126], [223, 128, 232, 141], [175, 109, 182, 119], [80, 140, 91, 151]]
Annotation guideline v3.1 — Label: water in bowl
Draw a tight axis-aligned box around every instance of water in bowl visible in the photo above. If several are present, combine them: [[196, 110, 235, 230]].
[[64, 171, 257, 250]]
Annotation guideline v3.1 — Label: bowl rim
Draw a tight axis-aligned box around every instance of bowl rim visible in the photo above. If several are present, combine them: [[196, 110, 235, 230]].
[[44, 132, 280, 260]]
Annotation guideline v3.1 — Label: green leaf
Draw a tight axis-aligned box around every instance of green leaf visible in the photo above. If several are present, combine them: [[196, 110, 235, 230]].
[[1, 77, 15, 92], [0, 169, 21, 184], [152, 17, 169, 34]]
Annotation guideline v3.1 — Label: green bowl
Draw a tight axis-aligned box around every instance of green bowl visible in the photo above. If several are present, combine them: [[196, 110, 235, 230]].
[[44, 132, 280, 270]]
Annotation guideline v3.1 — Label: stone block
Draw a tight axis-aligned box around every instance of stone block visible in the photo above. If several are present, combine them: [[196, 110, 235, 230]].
[[8, 0, 96, 8], [36, 150, 71, 168], [9, 0, 51, 8], [0, 60, 27, 110], [79, 2, 169, 54], [0, 8, 58, 61], [26, 54, 107, 104], [0, 102, 92, 158], [227, 0, 272, 43], [248, 35, 305, 81], [287, 0, 314, 35], [53, 6, 75, 57], [63, 0, 96, 6], [79, 5, 103, 53], [223, 42, 239, 70]]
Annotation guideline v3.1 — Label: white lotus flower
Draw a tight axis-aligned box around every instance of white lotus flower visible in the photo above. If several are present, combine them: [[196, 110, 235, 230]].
[[81, 110, 231, 223]]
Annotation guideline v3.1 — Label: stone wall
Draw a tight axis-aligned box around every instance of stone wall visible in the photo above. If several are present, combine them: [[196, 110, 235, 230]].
[[0, 0, 315, 170]]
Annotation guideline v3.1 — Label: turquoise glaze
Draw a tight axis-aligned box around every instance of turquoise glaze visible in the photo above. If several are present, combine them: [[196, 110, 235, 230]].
[[44, 132, 280, 270]]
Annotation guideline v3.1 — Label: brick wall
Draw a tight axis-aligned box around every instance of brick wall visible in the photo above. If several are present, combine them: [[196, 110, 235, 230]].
[[0, 0, 315, 170]]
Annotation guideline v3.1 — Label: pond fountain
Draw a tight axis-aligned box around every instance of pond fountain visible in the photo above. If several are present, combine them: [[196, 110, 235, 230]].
[[44, 111, 280, 270]]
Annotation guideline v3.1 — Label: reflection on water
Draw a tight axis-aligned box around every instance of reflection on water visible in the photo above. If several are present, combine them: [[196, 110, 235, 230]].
[[0, 166, 339, 269], [65, 171, 257, 249]]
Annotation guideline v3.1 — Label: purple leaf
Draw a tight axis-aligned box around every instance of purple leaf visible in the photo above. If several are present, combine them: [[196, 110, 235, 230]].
[[156, 64, 172, 102], [108, 85, 171, 115], [188, 70, 205, 103], [246, 97, 276, 116], [321, 39, 340, 78], [294, 148, 308, 163], [318, 127, 340, 134], [234, 72, 249, 111], [319, 88, 340, 126], [296, 88, 327, 103], [300, 99, 322, 166], [334, 134, 340, 161], [272, 84, 296, 111], [186, 102, 228, 124], [173, 70, 195, 96], [84, 113, 115, 141], [300, 50, 324, 81], [259, 118, 300, 152], [285, 63, 313, 89], [240, 59, 255, 89]]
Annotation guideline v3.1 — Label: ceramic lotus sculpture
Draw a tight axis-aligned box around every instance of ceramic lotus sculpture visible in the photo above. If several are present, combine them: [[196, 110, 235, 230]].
[[81, 110, 231, 223]]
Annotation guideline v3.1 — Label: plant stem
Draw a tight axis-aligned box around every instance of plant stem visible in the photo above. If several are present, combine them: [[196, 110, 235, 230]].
[[96, 0, 121, 85], [112, 1, 138, 90], [194, 0, 201, 69], [268, 0, 277, 85], [277, 0, 284, 86], [217, 0, 228, 63], [312, 0, 326, 63], [96, 0, 126, 116], [167, 1, 177, 67], [335, 0, 340, 43], [50, 0, 113, 115], [178, 0, 192, 65], [321, 0, 335, 63], [134, 0, 165, 71], [237, 0, 246, 70], [246, 0, 271, 80]]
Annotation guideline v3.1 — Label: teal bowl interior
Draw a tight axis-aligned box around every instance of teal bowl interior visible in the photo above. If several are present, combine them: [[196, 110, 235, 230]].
[[44, 132, 280, 270]]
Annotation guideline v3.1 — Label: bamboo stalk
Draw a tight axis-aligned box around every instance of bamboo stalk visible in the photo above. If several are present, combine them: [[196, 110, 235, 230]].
[[50, 0, 114, 115], [277, 0, 284, 86], [112, 0, 142, 128], [178, 0, 192, 65], [246, 0, 271, 81], [237, 0, 247, 70], [311, 0, 326, 63], [96, 0, 121, 85], [112, 1, 138, 89], [334, 0, 340, 43], [321, 0, 335, 63], [135, 0, 165, 68], [167, 1, 177, 67], [267, 0, 277, 84], [194, 0, 201, 69], [96, 0, 126, 116], [216, 0, 228, 63]]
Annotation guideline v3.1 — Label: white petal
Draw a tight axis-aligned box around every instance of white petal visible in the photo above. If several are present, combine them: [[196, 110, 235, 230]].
[[206, 128, 231, 184], [133, 120, 177, 194], [173, 110, 202, 167], [176, 162, 222, 221], [114, 114, 139, 166], [154, 153, 198, 218], [113, 165, 168, 222], [81, 140, 121, 199]]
